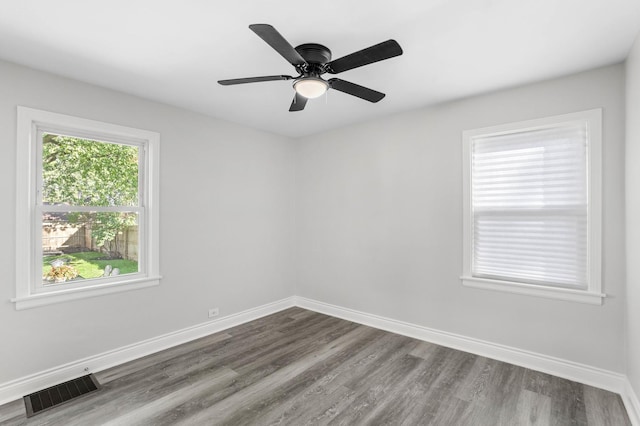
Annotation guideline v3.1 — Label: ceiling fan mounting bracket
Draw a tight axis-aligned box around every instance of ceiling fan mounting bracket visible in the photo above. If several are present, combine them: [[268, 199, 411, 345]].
[[295, 43, 332, 65]]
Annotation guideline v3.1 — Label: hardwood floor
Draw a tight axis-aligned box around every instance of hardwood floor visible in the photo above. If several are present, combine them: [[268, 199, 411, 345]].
[[0, 307, 631, 425]]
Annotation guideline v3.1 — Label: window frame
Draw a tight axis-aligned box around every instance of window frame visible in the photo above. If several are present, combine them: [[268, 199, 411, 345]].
[[461, 109, 604, 305], [14, 107, 161, 310]]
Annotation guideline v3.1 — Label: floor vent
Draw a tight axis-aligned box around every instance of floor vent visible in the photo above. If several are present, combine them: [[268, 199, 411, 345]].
[[23, 374, 101, 418]]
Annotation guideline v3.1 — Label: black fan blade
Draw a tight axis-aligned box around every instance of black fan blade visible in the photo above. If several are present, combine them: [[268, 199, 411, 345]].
[[329, 78, 385, 103], [249, 24, 306, 66], [218, 75, 293, 85], [289, 92, 308, 112], [327, 40, 403, 74]]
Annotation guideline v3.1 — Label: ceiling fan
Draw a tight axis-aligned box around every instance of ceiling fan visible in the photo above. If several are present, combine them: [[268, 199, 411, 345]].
[[218, 24, 403, 112]]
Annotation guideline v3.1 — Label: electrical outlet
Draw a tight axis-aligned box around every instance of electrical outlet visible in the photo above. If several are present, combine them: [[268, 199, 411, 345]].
[[208, 307, 220, 318]]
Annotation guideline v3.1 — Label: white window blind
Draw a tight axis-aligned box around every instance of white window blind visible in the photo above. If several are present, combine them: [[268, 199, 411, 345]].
[[471, 123, 589, 289]]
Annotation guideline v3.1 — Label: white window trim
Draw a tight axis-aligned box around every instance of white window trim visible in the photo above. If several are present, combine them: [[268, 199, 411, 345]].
[[461, 109, 604, 305], [13, 106, 161, 310]]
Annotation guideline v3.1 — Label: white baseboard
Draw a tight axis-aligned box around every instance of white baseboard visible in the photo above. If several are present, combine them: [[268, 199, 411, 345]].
[[624, 379, 640, 426], [0, 297, 295, 406], [294, 296, 628, 395]]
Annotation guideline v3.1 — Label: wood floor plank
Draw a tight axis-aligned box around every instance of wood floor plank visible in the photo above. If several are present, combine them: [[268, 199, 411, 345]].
[[514, 389, 552, 425], [424, 396, 471, 426], [487, 362, 528, 425], [173, 325, 380, 425], [328, 353, 426, 425], [101, 367, 238, 426], [584, 384, 632, 426], [408, 340, 440, 360], [0, 399, 25, 425], [455, 355, 496, 403], [250, 330, 401, 425], [234, 333, 392, 422], [390, 348, 476, 424], [0, 308, 631, 425], [259, 381, 354, 426], [228, 316, 359, 375], [548, 375, 589, 425], [217, 327, 387, 425]]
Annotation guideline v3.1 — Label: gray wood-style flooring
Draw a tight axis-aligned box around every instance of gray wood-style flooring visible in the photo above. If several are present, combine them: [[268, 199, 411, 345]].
[[0, 307, 631, 425]]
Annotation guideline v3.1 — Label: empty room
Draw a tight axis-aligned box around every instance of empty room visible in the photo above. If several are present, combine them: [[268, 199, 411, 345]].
[[1, 0, 640, 424]]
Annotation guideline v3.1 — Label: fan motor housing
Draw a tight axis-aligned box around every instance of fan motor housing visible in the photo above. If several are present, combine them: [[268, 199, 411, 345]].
[[295, 43, 332, 64]]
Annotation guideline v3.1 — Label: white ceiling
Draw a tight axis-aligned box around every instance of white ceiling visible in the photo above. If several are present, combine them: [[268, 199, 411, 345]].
[[1, 0, 639, 138]]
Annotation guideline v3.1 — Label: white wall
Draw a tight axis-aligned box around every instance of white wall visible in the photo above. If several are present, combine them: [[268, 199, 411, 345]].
[[626, 32, 640, 397], [296, 64, 626, 372], [0, 60, 296, 384]]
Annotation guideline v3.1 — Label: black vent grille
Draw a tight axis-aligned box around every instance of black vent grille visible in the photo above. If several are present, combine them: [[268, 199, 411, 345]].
[[23, 374, 101, 417]]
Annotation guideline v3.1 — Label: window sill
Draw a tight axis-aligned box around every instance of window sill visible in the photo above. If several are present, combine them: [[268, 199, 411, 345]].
[[11, 276, 162, 310], [460, 276, 605, 305]]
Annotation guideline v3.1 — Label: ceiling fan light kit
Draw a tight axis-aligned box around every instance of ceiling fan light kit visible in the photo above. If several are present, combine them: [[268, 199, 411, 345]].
[[218, 24, 403, 111], [293, 77, 328, 99]]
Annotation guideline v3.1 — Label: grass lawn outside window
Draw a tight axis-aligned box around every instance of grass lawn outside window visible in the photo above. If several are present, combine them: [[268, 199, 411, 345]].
[[43, 251, 138, 282]]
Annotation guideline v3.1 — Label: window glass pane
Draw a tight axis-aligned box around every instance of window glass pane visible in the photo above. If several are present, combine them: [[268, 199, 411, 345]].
[[42, 212, 139, 285], [42, 133, 139, 207]]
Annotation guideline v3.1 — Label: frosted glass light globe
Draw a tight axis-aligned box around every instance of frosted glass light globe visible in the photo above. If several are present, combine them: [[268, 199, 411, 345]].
[[293, 78, 328, 99]]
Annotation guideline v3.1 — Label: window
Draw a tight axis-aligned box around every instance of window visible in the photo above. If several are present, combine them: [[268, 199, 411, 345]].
[[461, 109, 603, 304], [14, 107, 160, 309]]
